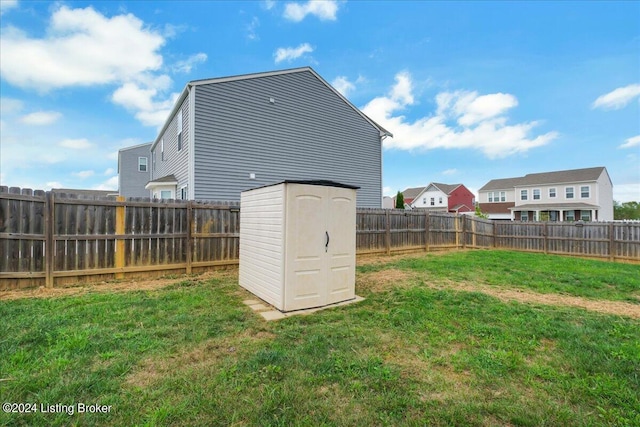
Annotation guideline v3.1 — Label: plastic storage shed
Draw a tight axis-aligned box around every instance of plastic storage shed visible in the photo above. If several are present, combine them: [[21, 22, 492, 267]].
[[239, 180, 359, 312]]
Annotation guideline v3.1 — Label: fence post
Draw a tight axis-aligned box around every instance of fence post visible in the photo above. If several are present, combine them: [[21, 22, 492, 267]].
[[491, 219, 496, 249], [385, 210, 391, 255], [186, 201, 193, 274], [424, 210, 430, 252], [115, 196, 125, 279], [609, 222, 615, 261], [44, 191, 54, 288], [472, 217, 477, 248], [461, 215, 467, 249], [543, 223, 548, 254]]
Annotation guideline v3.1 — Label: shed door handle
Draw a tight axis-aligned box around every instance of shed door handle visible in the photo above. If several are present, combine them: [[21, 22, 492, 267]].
[[325, 231, 330, 252]]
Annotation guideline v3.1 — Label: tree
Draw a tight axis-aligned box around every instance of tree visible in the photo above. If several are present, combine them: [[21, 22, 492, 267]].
[[614, 201, 640, 220], [474, 205, 488, 219], [395, 191, 404, 209]]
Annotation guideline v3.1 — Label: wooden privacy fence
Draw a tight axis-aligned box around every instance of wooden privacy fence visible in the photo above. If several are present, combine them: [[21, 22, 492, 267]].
[[1, 187, 639, 290], [0, 187, 240, 290]]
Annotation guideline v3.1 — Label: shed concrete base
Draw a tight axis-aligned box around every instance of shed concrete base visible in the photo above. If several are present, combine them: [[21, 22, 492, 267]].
[[242, 296, 365, 321]]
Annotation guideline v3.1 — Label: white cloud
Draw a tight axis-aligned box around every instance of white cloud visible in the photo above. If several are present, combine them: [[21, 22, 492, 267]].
[[104, 168, 115, 176], [0, 6, 165, 91], [383, 186, 394, 197], [59, 138, 93, 149], [172, 53, 207, 73], [111, 77, 179, 127], [72, 170, 95, 179], [246, 17, 260, 41], [20, 111, 62, 126], [362, 71, 558, 159], [613, 183, 640, 203], [284, 0, 339, 22], [274, 43, 313, 63], [592, 84, 640, 110], [0, 0, 18, 15], [619, 135, 640, 149], [92, 176, 119, 191], [263, 0, 276, 10], [442, 168, 458, 176], [45, 181, 64, 190], [0, 97, 24, 114], [331, 76, 355, 97], [0, 5, 182, 127]]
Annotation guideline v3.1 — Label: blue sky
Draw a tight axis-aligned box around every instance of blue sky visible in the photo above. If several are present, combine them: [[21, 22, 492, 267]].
[[1, 0, 639, 201]]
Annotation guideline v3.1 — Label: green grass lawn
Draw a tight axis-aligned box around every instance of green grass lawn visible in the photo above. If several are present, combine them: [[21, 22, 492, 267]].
[[1, 251, 638, 426]]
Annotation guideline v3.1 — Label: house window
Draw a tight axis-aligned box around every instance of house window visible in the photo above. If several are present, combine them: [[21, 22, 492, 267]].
[[533, 189, 541, 200], [161, 138, 165, 161], [177, 109, 183, 152], [430, 198, 435, 206], [160, 190, 172, 199], [423, 198, 426, 204], [549, 188, 556, 198], [488, 193, 493, 203], [580, 210, 591, 221], [138, 157, 147, 172], [439, 197, 443, 204], [520, 190, 528, 201], [566, 211, 575, 221], [521, 211, 529, 222], [180, 186, 188, 200], [499, 191, 506, 202], [565, 187, 574, 199], [580, 186, 590, 198]]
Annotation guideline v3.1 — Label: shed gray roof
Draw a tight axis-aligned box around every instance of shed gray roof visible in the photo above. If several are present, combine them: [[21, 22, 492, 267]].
[[480, 167, 607, 191]]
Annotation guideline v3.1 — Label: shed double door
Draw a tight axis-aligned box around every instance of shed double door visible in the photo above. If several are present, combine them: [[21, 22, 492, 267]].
[[284, 184, 356, 311]]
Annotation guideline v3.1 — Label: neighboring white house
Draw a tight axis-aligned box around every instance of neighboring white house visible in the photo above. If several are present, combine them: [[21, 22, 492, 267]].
[[408, 183, 475, 213], [120, 67, 391, 207], [478, 167, 614, 221]]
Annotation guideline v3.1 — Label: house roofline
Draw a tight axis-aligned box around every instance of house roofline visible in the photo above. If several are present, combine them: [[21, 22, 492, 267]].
[[118, 142, 153, 152], [150, 66, 392, 152]]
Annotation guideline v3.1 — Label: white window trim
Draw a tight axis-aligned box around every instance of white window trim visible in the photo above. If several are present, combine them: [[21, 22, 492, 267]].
[[500, 191, 505, 202], [580, 210, 591, 221], [159, 190, 173, 199], [488, 192, 494, 203], [565, 186, 574, 199], [521, 211, 529, 221], [138, 156, 148, 172], [180, 185, 188, 200], [520, 189, 528, 201], [533, 188, 541, 200], [549, 187, 556, 198], [161, 137, 165, 161], [580, 185, 590, 198]]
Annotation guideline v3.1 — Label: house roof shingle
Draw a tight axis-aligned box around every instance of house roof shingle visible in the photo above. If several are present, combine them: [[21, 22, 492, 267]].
[[480, 167, 607, 191]]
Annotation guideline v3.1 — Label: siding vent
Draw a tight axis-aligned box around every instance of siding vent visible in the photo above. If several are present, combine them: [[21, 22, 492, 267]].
[[249, 173, 256, 179], [269, 97, 276, 104]]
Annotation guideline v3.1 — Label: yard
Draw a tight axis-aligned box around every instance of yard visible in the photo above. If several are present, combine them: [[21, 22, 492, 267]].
[[1, 250, 638, 426]]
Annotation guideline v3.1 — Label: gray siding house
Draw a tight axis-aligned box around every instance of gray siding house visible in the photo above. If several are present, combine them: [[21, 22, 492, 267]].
[[118, 142, 152, 198], [143, 67, 391, 207]]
